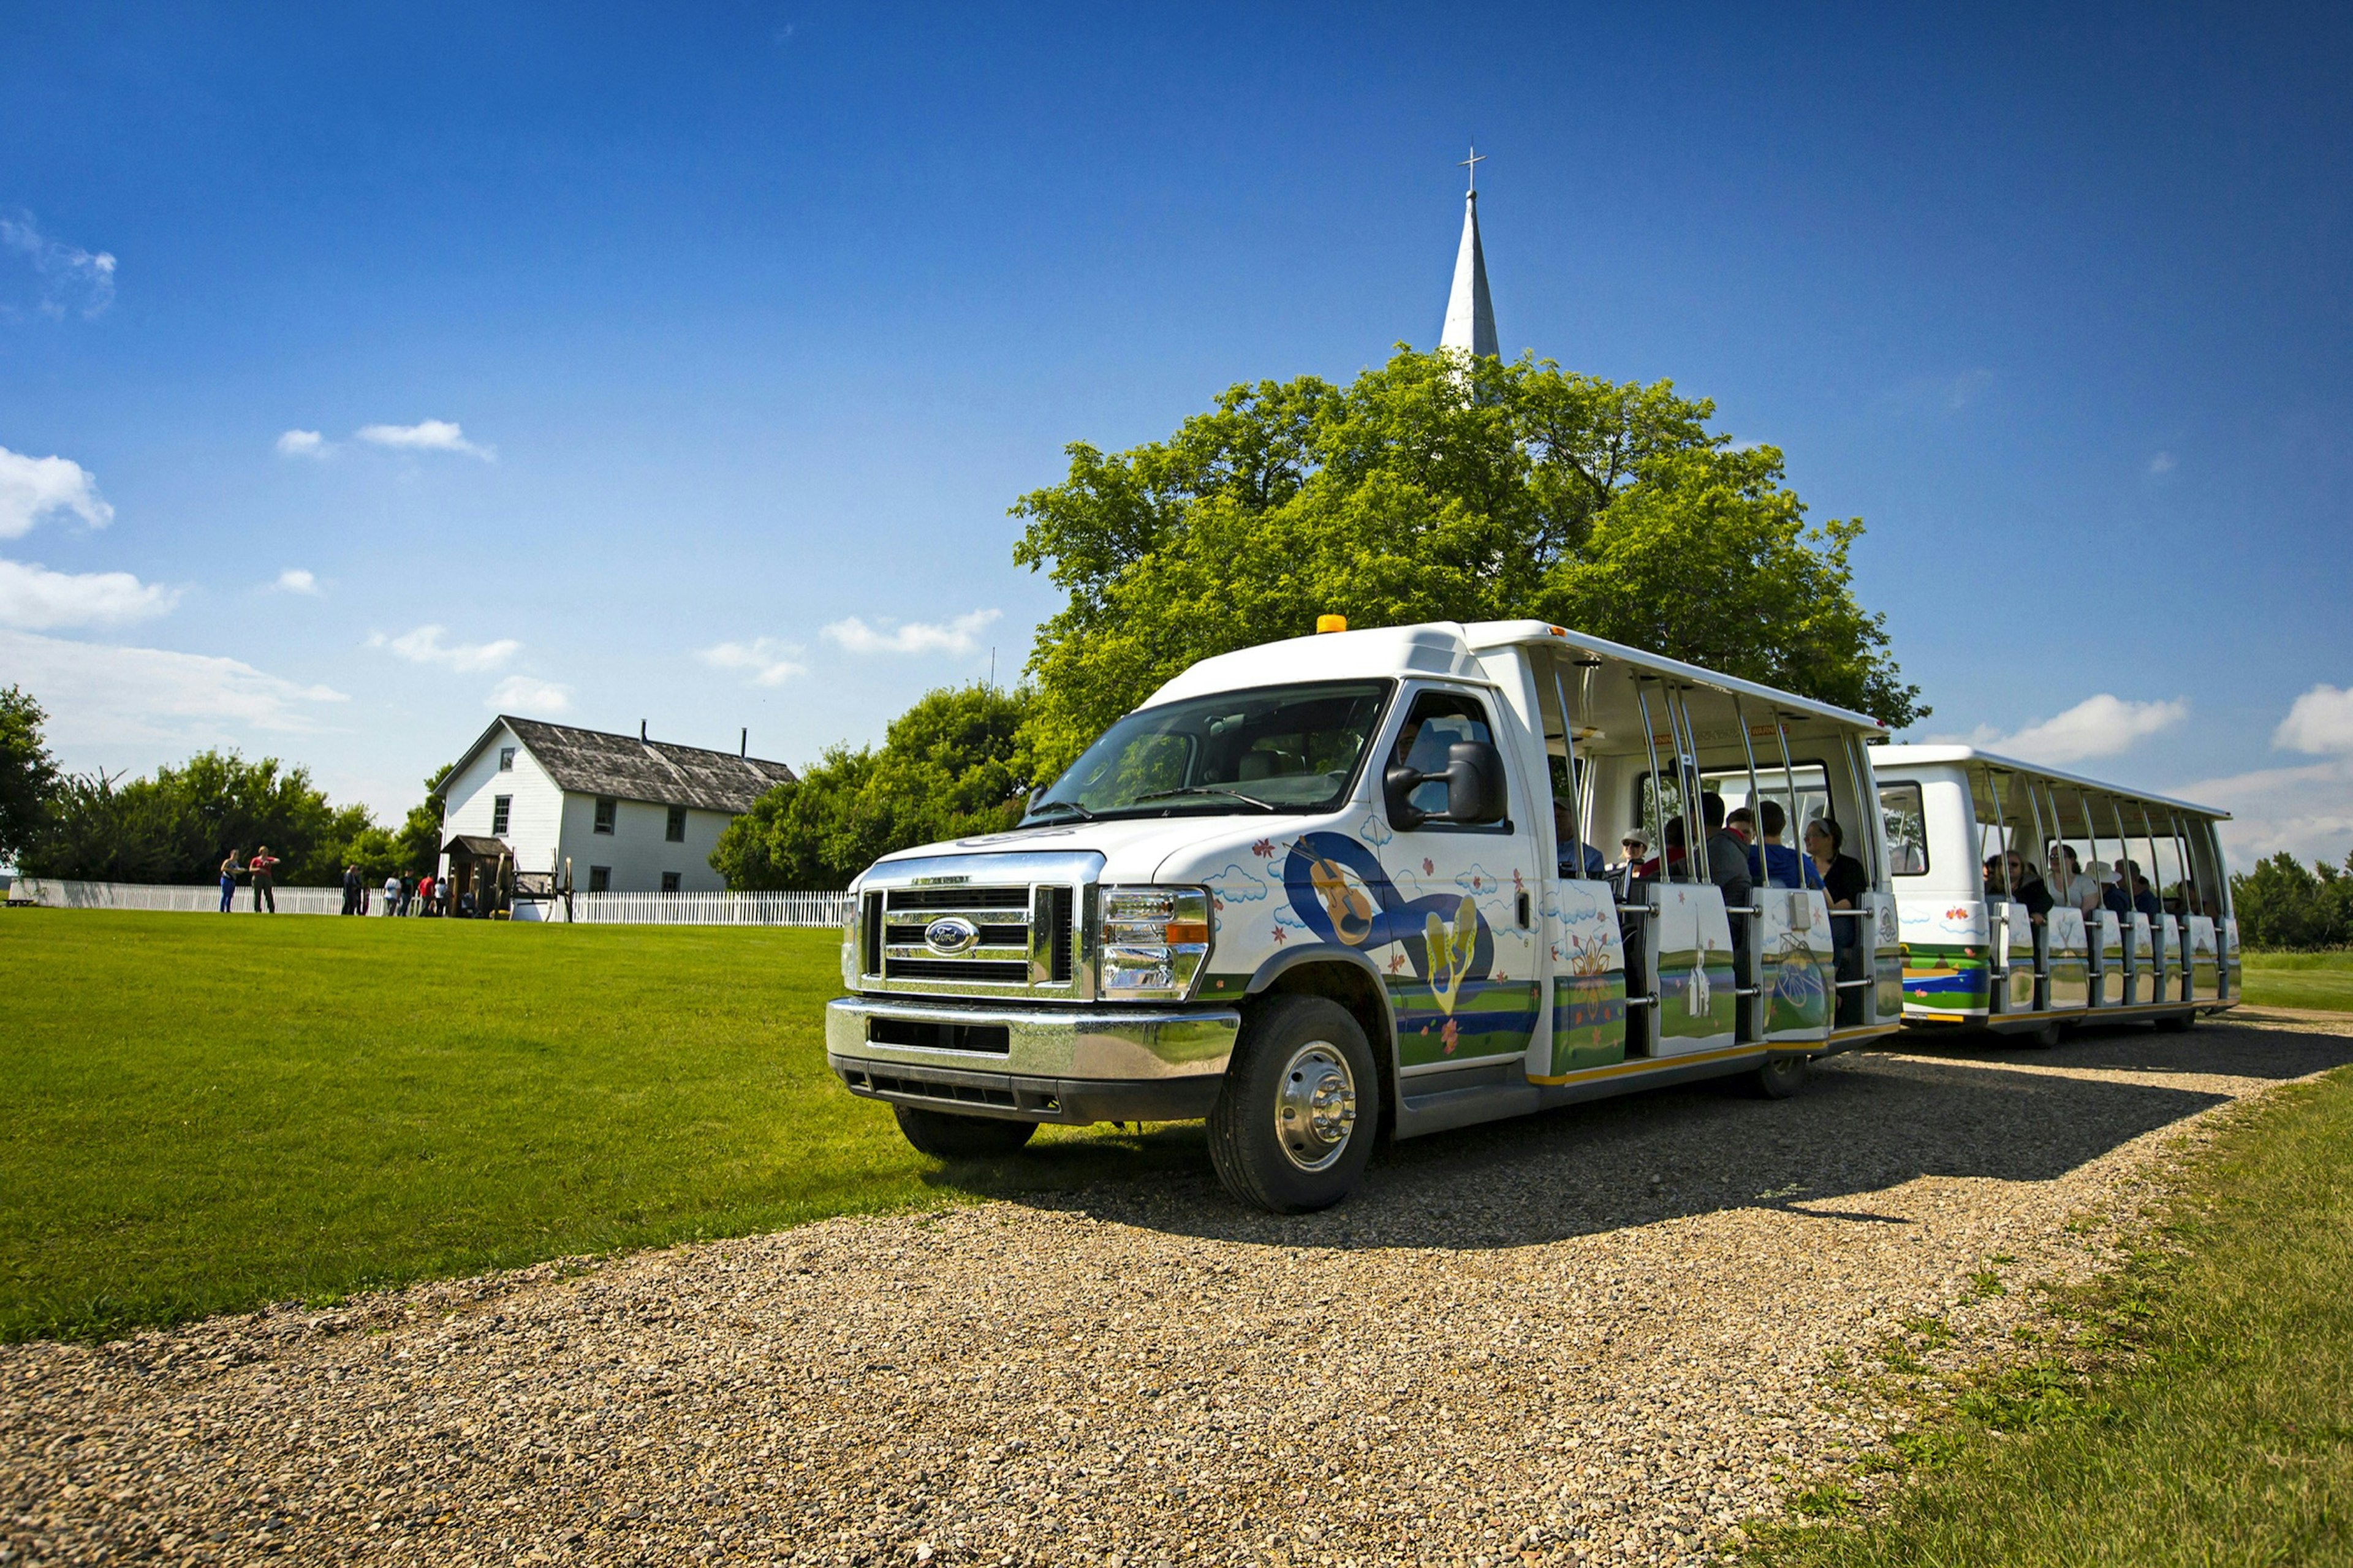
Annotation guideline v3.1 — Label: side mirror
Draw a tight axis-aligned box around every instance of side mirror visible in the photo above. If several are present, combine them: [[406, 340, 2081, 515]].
[[1441, 740, 1508, 824], [1382, 740, 1508, 828], [1382, 763, 1430, 830]]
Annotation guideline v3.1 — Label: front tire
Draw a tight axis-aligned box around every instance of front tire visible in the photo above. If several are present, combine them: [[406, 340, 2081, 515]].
[[892, 1105, 1038, 1159], [1207, 994, 1377, 1213]]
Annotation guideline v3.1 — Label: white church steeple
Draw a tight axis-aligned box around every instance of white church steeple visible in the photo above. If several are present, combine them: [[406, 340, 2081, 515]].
[[1441, 146, 1498, 359]]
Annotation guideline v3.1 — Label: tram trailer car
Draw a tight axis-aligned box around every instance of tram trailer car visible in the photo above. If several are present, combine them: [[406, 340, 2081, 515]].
[[1872, 745, 2238, 1044], [826, 619, 1910, 1212]]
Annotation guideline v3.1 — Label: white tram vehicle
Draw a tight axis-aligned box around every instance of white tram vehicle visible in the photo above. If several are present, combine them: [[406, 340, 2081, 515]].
[[828, 619, 1911, 1211], [1869, 745, 2239, 1042]]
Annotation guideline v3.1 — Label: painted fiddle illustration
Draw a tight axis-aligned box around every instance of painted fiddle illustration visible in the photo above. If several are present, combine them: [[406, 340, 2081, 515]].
[[1297, 839, 1377, 946]]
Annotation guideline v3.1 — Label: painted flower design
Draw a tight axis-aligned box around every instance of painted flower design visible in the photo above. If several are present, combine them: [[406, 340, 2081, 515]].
[[1441, 1018, 1460, 1054], [1252, 838, 1275, 858], [1422, 857, 1435, 876], [1268, 924, 1287, 945]]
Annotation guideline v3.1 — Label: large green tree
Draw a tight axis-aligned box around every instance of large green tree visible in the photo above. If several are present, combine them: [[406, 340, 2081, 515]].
[[712, 684, 1033, 891], [1012, 347, 1925, 777], [2232, 851, 2353, 950], [0, 685, 61, 866], [22, 750, 373, 886]]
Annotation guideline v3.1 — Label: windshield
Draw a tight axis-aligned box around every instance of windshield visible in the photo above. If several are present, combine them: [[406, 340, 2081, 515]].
[[1026, 680, 1393, 822]]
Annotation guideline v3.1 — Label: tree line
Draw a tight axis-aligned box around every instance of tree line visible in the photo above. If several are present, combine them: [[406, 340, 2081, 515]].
[[2230, 852, 2353, 951], [1, 686, 447, 886]]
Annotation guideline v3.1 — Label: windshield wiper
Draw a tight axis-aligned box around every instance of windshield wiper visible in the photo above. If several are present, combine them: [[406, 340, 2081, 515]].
[[1025, 800, 1097, 822], [1132, 785, 1279, 812]]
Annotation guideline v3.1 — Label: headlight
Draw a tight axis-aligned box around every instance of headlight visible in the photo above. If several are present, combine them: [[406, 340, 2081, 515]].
[[1098, 885, 1213, 999]]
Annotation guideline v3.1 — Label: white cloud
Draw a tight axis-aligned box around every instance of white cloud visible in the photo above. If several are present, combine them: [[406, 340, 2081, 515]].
[[271, 568, 320, 596], [2273, 684, 2353, 756], [0, 558, 179, 629], [369, 623, 520, 673], [0, 447, 113, 538], [355, 420, 493, 460], [0, 629, 346, 743], [821, 607, 1001, 657], [1, 211, 116, 320], [487, 675, 571, 715], [2181, 757, 2353, 868], [276, 429, 328, 458], [1958, 694, 2190, 766], [2147, 450, 2177, 476], [700, 637, 808, 687]]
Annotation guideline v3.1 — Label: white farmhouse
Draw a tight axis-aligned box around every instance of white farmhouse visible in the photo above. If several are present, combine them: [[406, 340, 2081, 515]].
[[438, 716, 797, 903]]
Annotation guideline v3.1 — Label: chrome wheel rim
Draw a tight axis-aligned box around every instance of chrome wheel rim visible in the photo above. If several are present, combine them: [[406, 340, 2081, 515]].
[[1275, 1041, 1357, 1173]]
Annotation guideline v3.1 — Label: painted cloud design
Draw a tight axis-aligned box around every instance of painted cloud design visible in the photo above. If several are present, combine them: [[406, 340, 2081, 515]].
[[1202, 862, 1271, 905]]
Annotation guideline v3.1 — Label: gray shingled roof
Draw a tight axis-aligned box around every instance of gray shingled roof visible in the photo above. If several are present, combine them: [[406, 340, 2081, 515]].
[[501, 717, 797, 814]]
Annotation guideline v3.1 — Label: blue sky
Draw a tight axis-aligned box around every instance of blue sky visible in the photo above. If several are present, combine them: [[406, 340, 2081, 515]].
[[4, 4, 2349, 862]]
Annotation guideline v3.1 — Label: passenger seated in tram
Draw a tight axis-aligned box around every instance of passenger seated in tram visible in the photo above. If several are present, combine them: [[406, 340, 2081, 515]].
[[2048, 846, 2100, 915], [1635, 818, 1688, 881], [2094, 862, 2132, 918], [2123, 862, 2163, 919], [1741, 800, 1820, 890], [2004, 852, 2055, 923], [1698, 795, 1756, 979], [1806, 817, 1870, 1025], [1612, 831, 1650, 900], [1984, 854, 2008, 895], [1700, 790, 1754, 901], [1553, 798, 1606, 878]]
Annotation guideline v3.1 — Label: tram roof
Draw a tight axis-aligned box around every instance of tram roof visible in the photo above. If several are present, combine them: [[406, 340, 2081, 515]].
[[1460, 621, 1891, 735], [1148, 620, 1890, 744], [1871, 743, 2229, 822]]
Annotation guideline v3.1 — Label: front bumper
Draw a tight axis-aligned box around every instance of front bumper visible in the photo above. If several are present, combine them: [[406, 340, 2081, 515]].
[[825, 996, 1240, 1125]]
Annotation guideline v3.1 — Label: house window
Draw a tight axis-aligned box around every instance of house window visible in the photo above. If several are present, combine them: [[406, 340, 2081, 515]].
[[593, 796, 616, 835], [588, 866, 611, 893], [491, 795, 512, 836], [665, 805, 687, 843], [661, 871, 682, 893], [498, 748, 515, 772]]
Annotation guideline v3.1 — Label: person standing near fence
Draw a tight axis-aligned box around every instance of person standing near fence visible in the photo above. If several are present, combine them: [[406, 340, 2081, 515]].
[[341, 863, 361, 916], [248, 846, 279, 913], [219, 851, 242, 914], [382, 872, 401, 915]]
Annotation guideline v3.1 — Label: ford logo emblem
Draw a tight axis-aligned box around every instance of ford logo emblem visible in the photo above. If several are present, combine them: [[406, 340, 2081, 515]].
[[923, 915, 980, 956]]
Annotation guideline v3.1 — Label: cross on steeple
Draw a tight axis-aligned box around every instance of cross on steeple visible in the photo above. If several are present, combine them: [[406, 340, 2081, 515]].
[[1441, 146, 1498, 358]]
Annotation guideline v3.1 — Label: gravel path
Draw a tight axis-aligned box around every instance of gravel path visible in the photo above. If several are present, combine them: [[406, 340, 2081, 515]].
[[7, 1012, 2349, 1568]]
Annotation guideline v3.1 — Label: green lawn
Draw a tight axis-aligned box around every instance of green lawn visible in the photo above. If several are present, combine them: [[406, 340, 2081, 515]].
[[2241, 949, 2353, 1012], [0, 910, 1198, 1343], [1748, 1064, 2353, 1568]]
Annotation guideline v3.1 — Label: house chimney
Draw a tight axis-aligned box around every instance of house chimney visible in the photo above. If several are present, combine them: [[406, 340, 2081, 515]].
[[740, 727, 748, 757], [640, 720, 648, 742]]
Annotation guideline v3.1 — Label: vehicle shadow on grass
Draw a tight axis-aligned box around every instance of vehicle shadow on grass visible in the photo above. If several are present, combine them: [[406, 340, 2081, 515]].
[[931, 1016, 2353, 1252]]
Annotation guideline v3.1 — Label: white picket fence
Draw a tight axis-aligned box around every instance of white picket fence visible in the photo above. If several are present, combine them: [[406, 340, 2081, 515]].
[[563, 890, 851, 926], [6, 878, 851, 928], [8, 878, 346, 915]]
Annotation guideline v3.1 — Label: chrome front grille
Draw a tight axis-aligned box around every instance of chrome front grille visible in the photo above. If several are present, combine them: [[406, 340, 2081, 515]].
[[882, 885, 1033, 985], [851, 851, 1101, 1002]]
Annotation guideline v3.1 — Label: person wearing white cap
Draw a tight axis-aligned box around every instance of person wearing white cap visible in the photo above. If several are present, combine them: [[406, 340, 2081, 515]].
[[2091, 861, 2132, 917]]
